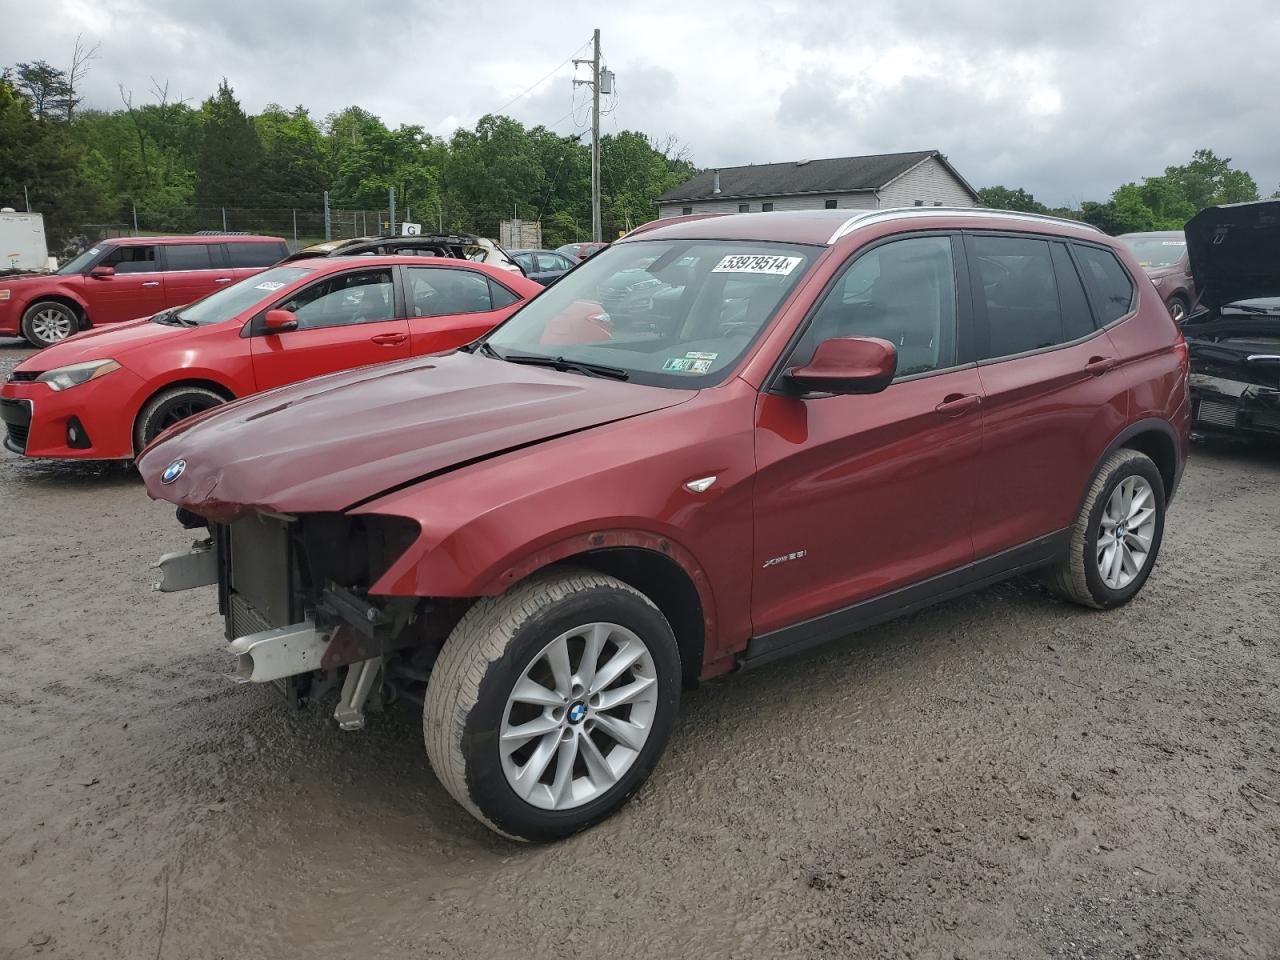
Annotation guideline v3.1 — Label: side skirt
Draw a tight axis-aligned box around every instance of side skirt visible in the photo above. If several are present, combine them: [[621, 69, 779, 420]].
[[740, 529, 1070, 670]]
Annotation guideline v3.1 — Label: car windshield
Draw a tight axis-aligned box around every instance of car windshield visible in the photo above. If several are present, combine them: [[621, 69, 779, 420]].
[[1120, 235, 1186, 269], [56, 246, 104, 275], [484, 239, 817, 387], [173, 266, 313, 326]]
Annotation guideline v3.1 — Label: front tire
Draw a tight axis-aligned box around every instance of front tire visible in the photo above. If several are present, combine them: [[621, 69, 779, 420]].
[[21, 301, 79, 348], [424, 568, 681, 841], [1044, 448, 1166, 609], [133, 385, 226, 452]]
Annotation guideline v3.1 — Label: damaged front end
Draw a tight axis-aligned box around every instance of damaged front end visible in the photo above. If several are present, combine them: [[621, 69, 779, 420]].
[[1185, 320, 1280, 437], [156, 509, 461, 730]]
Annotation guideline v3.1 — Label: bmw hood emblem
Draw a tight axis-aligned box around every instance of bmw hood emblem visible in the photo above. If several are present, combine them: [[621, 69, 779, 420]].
[[161, 459, 186, 484]]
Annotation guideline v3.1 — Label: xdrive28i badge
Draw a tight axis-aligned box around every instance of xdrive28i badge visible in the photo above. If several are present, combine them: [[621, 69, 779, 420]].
[[161, 459, 186, 484]]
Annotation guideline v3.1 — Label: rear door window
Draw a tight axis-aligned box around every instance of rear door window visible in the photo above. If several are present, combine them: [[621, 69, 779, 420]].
[[1073, 244, 1136, 324], [1050, 242, 1096, 341], [226, 241, 286, 268], [405, 267, 498, 317], [969, 235, 1069, 360], [162, 243, 215, 271], [537, 252, 571, 273], [101, 244, 158, 273]]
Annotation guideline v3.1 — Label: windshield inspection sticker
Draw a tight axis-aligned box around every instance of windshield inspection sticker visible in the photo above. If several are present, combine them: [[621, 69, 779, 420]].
[[254, 280, 286, 291], [663, 357, 714, 374], [711, 254, 803, 276]]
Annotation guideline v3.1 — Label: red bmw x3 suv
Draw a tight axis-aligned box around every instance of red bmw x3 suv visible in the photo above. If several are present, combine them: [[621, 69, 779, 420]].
[[0, 235, 288, 348], [143, 208, 1189, 841]]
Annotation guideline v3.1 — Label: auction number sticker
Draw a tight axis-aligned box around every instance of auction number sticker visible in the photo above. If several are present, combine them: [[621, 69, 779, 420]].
[[255, 280, 286, 291], [711, 254, 803, 276]]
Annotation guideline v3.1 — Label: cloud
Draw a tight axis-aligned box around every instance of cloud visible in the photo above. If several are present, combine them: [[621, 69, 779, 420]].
[[3, 0, 1278, 204]]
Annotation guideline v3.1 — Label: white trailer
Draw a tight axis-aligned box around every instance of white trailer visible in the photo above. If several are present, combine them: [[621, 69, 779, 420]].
[[0, 208, 50, 272]]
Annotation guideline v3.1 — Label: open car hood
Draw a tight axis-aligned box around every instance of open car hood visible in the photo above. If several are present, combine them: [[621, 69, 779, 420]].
[[1185, 200, 1280, 310], [138, 350, 693, 521]]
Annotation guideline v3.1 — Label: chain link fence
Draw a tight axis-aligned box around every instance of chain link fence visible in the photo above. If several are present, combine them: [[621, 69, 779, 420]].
[[82, 202, 587, 253]]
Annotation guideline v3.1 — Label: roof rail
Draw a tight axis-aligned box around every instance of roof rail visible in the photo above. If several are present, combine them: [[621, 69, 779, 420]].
[[193, 229, 253, 236], [827, 206, 1103, 244]]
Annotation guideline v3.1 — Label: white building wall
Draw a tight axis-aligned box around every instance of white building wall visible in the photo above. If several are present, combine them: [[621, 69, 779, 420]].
[[876, 157, 977, 208], [657, 192, 878, 219]]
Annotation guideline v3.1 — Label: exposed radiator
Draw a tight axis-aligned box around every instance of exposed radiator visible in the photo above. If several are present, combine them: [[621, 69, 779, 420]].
[[1196, 399, 1238, 429]]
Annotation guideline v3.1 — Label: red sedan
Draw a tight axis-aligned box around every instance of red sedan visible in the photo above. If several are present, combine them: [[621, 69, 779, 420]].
[[0, 256, 541, 459]]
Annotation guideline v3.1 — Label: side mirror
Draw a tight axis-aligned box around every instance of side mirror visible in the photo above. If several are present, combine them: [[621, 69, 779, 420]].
[[89, 265, 115, 279], [263, 309, 299, 334], [788, 336, 897, 395]]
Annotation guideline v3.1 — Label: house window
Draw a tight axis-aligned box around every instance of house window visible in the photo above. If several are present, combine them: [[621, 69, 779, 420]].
[[914, 200, 924, 207], [739, 203, 750, 213], [824, 199, 837, 209], [681, 207, 692, 215], [934, 201, 943, 207], [762, 202, 774, 212]]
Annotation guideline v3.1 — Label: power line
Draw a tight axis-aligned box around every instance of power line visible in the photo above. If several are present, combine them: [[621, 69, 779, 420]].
[[472, 37, 593, 124]]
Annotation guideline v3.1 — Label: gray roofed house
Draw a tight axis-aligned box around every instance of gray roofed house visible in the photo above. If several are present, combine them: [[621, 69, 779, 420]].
[[654, 149, 980, 219]]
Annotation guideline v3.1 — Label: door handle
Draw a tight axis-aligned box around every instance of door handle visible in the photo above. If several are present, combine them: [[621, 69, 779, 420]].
[[214, 277, 232, 284], [141, 281, 160, 287], [371, 333, 408, 346], [935, 393, 982, 416], [1085, 356, 1117, 375]]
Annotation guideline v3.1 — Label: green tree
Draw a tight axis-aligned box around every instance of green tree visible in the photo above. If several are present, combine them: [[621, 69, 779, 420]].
[[977, 185, 1048, 213], [194, 79, 263, 212], [0, 73, 97, 250], [12, 60, 68, 122], [256, 104, 329, 205]]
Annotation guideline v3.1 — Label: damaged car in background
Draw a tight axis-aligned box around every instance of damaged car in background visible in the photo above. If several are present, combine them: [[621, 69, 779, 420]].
[[141, 207, 1188, 841], [1182, 200, 1280, 439]]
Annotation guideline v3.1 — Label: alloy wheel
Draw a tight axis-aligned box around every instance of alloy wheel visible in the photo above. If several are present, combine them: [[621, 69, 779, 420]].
[[1096, 475, 1157, 590], [499, 621, 658, 811], [30, 307, 73, 344]]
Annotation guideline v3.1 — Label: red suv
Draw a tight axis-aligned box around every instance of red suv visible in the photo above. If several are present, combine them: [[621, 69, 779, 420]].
[[142, 208, 1189, 841], [0, 235, 288, 348]]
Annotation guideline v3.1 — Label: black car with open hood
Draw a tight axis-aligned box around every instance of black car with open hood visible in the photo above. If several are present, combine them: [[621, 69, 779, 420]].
[[1182, 200, 1280, 438]]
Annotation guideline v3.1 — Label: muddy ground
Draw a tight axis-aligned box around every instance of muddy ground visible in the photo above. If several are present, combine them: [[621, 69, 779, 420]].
[[1, 336, 1278, 960]]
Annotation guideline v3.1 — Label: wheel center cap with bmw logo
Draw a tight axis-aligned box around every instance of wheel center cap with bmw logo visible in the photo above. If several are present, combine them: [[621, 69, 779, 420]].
[[567, 701, 588, 724], [161, 459, 186, 484]]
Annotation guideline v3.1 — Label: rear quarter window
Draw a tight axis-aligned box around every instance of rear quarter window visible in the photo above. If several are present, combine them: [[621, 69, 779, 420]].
[[226, 241, 287, 268], [1074, 244, 1136, 324]]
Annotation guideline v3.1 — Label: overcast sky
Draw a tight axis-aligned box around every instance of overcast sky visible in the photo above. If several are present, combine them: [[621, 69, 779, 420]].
[[4, 0, 1278, 206]]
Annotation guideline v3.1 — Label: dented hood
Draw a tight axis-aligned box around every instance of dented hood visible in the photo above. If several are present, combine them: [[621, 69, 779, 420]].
[[1186, 200, 1280, 310], [138, 350, 694, 520]]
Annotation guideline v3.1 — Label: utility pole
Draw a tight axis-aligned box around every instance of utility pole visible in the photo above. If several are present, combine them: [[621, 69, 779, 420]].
[[23, 184, 31, 213], [388, 187, 396, 236], [323, 191, 332, 241], [575, 29, 602, 242]]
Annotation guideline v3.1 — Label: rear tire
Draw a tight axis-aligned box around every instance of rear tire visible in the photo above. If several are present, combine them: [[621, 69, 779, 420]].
[[133, 385, 225, 452], [424, 567, 681, 841], [1044, 448, 1166, 609], [1167, 294, 1189, 324], [21, 301, 79, 348]]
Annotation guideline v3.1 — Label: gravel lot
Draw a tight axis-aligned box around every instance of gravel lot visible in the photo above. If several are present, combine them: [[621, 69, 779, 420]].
[[2, 336, 1278, 960]]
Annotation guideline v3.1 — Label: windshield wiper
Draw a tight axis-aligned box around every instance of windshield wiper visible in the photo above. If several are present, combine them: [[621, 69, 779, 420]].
[[151, 307, 182, 325], [1223, 303, 1280, 315], [474, 340, 503, 359], [498, 351, 630, 381]]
